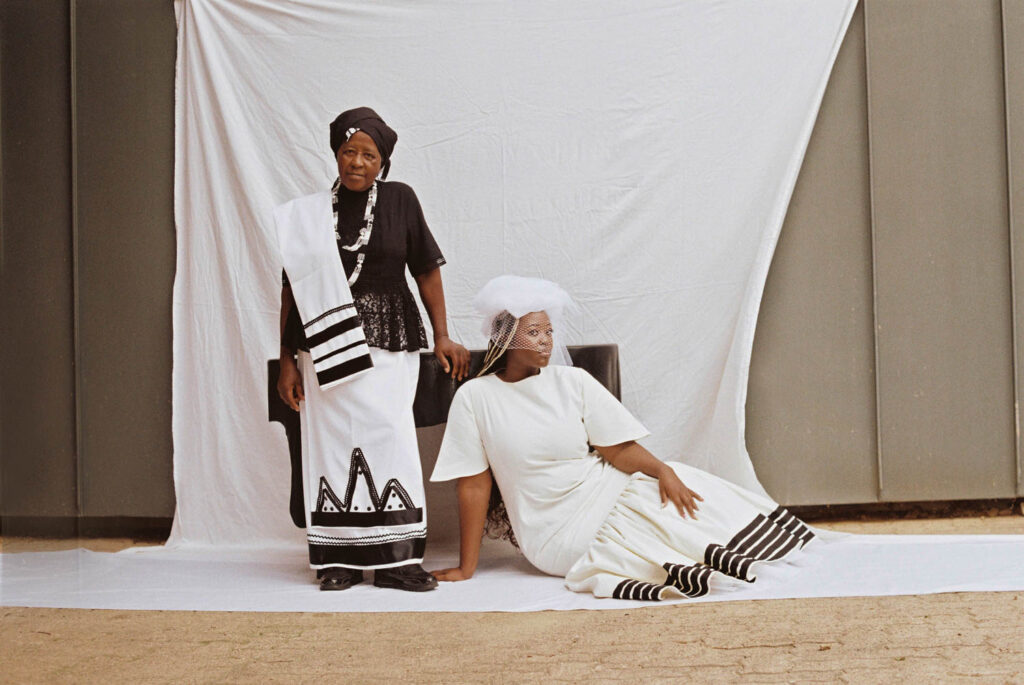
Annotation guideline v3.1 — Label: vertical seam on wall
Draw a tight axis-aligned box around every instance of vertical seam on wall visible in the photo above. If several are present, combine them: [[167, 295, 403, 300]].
[[0, 7, 5, 513], [862, 0, 884, 502], [1000, 0, 1023, 496], [0, 19, 4, 273], [69, 0, 83, 526]]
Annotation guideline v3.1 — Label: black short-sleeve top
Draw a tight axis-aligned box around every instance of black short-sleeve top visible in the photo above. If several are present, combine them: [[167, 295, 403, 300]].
[[281, 181, 446, 352]]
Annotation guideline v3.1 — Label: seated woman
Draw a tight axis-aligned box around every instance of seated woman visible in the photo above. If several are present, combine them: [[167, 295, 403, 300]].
[[430, 275, 815, 600]]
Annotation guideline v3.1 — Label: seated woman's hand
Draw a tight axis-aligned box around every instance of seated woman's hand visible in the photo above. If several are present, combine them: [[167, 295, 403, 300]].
[[657, 465, 703, 519], [434, 336, 471, 381], [277, 356, 305, 411], [431, 567, 473, 582]]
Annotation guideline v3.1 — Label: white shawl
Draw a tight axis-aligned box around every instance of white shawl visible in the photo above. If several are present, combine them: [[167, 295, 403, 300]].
[[274, 192, 373, 390]]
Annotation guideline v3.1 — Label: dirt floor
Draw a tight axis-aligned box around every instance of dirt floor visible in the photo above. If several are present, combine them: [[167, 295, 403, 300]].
[[3, 516, 1024, 684]]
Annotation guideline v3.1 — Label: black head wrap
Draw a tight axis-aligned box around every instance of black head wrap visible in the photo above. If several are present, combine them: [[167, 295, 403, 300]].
[[329, 106, 398, 180]]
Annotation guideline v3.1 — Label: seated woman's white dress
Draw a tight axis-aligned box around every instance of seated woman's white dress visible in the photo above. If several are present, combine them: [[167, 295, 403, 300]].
[[430, 366, 814, 600]]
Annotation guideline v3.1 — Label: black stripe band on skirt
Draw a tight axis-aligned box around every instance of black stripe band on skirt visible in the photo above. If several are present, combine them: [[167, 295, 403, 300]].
[[309, 536, 426, 568], [613, 579, 668, 601]]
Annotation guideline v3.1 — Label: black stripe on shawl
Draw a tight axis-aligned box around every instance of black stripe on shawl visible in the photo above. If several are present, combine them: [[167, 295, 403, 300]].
[[303, 303, 356, 329], [306, 316, 362, 349], [316, 354, 374, 386], [314, 339, 368, 364]]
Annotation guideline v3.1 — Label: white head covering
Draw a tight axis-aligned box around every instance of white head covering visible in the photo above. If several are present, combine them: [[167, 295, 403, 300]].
[[473, 275, 577, 374]]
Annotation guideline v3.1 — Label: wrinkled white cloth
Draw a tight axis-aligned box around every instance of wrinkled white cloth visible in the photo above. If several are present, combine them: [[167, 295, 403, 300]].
[[170, 0, 857, 549]]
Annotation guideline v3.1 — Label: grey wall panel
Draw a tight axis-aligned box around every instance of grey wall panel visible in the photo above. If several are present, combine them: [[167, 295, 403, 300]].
[[748, 6, 878, 506], [5, 1, 1022, 525], [1005, 0, 1024, 496], [73, 0, 177, 516], [865, 0, 1016, 500], [0, 1, 78, 517]]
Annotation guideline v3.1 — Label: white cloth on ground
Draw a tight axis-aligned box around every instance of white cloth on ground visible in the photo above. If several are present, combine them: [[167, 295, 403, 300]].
[[275, 192, 372, 390], [299, 348, 426, 570], [565, 462, 814, 600], [431, 365, 650, 575], [6, 530, 1024, 612]]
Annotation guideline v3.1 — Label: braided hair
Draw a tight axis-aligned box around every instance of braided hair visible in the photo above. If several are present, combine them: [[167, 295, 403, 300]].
[[473, 311, 519, 548]]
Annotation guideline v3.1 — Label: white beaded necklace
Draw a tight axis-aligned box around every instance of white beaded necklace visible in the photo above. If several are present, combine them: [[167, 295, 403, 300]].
[[331, 176, 377, 286]]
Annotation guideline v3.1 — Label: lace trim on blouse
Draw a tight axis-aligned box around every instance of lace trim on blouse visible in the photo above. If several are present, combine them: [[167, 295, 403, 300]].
[[352, 285, 428, 352]]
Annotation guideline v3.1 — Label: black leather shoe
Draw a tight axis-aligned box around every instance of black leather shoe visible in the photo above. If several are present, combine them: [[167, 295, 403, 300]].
[[318, 567, 364, 591], [373, 563, 438, 592]]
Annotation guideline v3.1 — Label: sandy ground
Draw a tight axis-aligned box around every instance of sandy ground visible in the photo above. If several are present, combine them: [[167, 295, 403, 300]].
[[3, 517, 1024, 683]]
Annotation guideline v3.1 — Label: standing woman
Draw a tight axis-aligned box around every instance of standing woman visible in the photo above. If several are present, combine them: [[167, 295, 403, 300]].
[[276, 107, 469, 591]]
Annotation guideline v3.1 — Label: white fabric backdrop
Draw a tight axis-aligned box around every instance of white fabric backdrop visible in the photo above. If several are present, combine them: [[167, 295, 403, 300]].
[[170, 0, 857, 547]]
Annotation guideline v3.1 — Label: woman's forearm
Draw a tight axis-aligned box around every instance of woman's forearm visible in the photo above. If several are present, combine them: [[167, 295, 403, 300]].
[[596, 440, 702, 518], [414, 268, 449, 340], [594, 440, 670, 479], [454, 470, 493, 576], [280, 286, 296, 359]]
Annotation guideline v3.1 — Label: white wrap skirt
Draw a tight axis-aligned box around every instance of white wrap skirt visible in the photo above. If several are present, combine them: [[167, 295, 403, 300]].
[[298, 348, 427, 570], [565, 462, 814, 600]]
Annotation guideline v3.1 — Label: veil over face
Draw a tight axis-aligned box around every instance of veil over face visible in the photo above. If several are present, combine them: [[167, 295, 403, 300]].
[[473, 275, 578, 373], [502, 311, 556, 369]]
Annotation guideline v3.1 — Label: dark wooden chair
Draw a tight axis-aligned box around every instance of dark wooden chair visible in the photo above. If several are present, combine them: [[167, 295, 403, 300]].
[[268, 344, 621, 528]]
